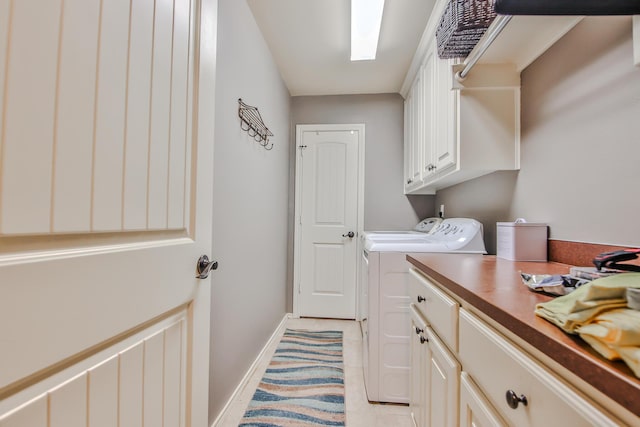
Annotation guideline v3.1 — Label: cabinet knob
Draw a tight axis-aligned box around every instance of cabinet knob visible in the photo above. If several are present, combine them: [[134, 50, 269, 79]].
[[420, 335, 428, 344], [417, 295, 426, 303], [505, 390, 528, 409], [415, 326, 424, 335], [407, 179, 413, 184]]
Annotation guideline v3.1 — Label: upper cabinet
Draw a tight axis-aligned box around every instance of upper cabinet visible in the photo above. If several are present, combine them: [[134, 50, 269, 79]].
[[402, 0, 582, 195]]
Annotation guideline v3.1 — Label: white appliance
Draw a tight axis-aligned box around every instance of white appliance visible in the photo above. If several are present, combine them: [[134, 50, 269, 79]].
[[360, 218, 486, 403]]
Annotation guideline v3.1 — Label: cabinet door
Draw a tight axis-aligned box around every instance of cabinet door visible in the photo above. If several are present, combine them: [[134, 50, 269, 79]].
[[410, 72, 423, 187], [421, 46, 436, 181], [410, 314, 429, 427], [434, 53, 456, 174], [404, 72, 423, 192], [404, 94, 413, 192], [460, 372, 506, 427], [425, 327, 460, 427]]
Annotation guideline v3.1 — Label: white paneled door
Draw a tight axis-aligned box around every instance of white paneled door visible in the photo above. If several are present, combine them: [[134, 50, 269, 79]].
[[294, 125, 364, 319], [0, 0, 217, 426]]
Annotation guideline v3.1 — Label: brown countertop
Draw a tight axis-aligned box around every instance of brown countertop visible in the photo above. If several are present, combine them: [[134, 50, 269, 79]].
[[406, 253, 640, 418]]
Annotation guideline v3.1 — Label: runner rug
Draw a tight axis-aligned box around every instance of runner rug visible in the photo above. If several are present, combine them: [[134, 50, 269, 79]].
[[238, 329, 345, 427]]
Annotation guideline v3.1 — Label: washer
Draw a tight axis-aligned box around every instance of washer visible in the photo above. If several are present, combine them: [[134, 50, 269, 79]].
[[360, 218, 486, 403]]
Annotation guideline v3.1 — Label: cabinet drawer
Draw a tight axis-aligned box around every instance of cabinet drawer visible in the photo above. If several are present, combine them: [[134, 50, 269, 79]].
[[409, 268, 458, 352], [459, 309, 620, 427]]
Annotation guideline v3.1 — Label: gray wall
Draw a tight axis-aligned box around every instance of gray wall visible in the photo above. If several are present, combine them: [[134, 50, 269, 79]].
[[209, 0, 291, 422], [435, 16, 640, 254]]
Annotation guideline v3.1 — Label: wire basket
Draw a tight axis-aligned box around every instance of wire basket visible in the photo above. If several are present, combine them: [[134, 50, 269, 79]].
[[436, 0, 497, 59]]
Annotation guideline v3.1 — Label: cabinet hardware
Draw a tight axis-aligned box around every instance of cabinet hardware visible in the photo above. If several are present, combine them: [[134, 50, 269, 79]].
[[415, 326, 424, 335], [417, 295, 426, 303], [420, 335, 428, 344], [505, 389, 528, 409], [407, 179, 413, 184]]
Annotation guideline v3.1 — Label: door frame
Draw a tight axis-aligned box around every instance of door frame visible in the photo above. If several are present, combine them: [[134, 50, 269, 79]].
[[292, 124, 365, 318]]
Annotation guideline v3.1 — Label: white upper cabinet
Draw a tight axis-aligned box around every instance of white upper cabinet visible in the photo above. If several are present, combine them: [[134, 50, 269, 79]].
[[402, 0, 582, 194]]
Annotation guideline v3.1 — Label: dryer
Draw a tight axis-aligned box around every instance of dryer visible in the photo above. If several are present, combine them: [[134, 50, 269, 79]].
[[360, 218, 486, 403]]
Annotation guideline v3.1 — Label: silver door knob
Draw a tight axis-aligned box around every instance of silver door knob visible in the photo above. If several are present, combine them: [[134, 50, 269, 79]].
[[342, 231, 355, 238], [196, 255, 218, 279]]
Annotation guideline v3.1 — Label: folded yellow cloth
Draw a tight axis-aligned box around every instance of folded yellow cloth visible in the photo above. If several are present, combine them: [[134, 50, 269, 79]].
[[578, 334, 640, 378], [579, 334, 621, 360], [618, 346, 640, 378], [577, 308, 640, 346], [535, 273, 640, 333]]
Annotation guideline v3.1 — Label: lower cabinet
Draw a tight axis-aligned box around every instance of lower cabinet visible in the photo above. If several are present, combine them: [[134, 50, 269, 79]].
[[410, 304, 460, 427], [409, 268, 625, 427], [458, 309, 621, 427], [410, 305, 428, 427]]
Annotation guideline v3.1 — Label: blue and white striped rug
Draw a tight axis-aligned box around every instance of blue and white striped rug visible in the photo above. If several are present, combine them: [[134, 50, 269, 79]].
[[239, 329, 345, 427]]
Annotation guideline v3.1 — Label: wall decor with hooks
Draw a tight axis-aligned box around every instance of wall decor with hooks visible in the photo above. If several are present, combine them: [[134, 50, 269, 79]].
[[238, 98, 274, 150]]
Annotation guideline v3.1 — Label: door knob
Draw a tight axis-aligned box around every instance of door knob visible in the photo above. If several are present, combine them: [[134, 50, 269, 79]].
[[196, 255, 218, 279], [342, 231, 355, 238]]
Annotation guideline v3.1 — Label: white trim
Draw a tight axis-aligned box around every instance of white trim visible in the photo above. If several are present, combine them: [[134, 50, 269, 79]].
[[292, 124, 366, 319], [210, 313, 291, 427]]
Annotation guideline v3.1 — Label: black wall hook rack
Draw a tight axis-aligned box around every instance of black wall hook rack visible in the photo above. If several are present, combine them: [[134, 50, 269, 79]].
[[238, 98, 274, 150]]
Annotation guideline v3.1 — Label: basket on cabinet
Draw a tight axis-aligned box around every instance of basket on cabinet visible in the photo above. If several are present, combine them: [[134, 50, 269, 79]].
[[436, 0, 497, 59]]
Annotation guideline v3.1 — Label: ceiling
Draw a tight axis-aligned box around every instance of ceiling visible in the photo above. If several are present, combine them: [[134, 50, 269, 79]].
[[246, 0, 436, 96]]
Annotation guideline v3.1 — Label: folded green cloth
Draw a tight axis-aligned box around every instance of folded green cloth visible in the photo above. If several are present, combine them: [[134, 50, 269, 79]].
[[535, 273, 640, 334]]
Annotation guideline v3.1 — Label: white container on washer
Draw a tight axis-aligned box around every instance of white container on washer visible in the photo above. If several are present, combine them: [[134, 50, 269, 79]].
[[496, 219, 548, 261]]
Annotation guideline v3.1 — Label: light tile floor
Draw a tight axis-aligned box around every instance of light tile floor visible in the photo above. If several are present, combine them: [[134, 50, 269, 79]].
[[215, 317, 414, 427]]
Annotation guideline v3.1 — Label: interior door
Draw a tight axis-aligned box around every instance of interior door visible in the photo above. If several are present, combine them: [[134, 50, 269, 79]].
[[0, 0, 216, 425], [294, 125, 362, 319]]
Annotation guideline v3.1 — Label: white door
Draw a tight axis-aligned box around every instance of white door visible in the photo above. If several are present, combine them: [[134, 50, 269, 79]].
[[294, 125, 364, 319], [0, 0, 216, 425]]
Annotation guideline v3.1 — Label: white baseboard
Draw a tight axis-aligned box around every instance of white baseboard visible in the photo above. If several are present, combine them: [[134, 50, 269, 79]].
[[210, 312, 292, 427]]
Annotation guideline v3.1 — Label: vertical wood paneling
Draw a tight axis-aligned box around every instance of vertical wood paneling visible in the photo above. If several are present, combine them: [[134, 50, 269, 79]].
[[92, 0, 131, 232], [0, 1, 62, 234], [143, 332, 164, 427], [123, 0, 154, 230], [0, 395, 47, 427], [88, 356, 119, 427], [52, 0, 101, 232], [167, 0, 190, 229], [163, 320, 183, 427], [0, 0, 9, 199], [181, 0, 195, 234], [148, 0, 174, 229], [119, 343, 144, 427], [49, 374, 88, 427]]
